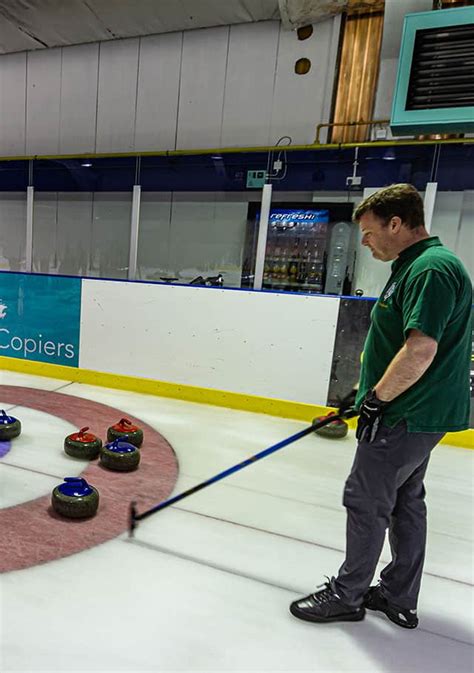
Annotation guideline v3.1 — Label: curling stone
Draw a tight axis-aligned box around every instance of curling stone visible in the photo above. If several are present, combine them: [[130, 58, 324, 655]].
[[64, 426, 102, 459], [107, 418, 143, 448], [100, 437, 140, 472], [0, 409, 21, 440], [312, 412, 349, 439], [51, 477, 99, 519]]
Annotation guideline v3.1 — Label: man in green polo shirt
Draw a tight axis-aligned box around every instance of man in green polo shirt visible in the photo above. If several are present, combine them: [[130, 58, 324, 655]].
[[290, 183, 471, 628]]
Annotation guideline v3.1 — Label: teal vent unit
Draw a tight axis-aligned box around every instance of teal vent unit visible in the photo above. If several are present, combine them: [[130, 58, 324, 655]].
[[391, 6, 474, 135]]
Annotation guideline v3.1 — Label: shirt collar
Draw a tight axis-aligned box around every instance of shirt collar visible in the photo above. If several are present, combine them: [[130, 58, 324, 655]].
[[392, 236, 442, 272]]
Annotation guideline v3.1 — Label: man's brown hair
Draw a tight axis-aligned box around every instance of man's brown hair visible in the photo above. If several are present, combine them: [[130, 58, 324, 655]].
[[353, 184, 425, 230]]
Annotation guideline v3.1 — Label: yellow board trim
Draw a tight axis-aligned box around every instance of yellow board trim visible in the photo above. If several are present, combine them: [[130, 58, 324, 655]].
[[1, 356, 472, 449]]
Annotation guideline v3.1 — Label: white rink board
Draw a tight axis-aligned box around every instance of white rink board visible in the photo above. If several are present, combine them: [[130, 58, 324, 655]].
[[80, 280, 340, 405]]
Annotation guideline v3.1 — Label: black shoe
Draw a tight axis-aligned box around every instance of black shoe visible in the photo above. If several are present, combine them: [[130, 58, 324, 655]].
[[290, 578, 365, 623], [364, 584, 419, 629]]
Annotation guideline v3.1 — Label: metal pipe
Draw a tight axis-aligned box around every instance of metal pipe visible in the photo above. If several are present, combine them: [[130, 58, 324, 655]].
[[315, 119, 391, 144], [0, 137, 472, 163]]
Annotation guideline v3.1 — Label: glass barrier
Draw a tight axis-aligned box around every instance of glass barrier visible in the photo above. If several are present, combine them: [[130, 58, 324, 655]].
[[0, 143, 472, 289], [137, 191, 261, 288], [0, 160, 28, 191], [0, 161, 28, 272], [434, 146, 473, 281], [0, 191, 27, 272], [32, 157, 137, 192], [32, 191, 132, 279]]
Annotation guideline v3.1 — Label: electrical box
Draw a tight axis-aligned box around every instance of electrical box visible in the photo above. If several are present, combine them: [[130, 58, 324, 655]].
[[246, 170, 266, 188]]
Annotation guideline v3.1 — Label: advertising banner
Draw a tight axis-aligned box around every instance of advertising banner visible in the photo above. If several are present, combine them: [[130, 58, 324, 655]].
[[0, 273, 81, 367]]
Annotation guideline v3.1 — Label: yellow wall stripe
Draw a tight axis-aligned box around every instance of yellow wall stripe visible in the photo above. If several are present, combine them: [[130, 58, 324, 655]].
[[1, 355, 472, 449]]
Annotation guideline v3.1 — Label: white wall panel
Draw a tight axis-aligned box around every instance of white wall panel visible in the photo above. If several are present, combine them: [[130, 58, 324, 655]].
[[221, 21, 279, 147], [270, 18, 334, 145], [96, 39, 139, 153], [176, 26, 229, 150], [0, 19, 341, 155], [59, 44, 99, 154], [26, 49, 61, 155], [80, 279, 339, 404], [0, 53, 27, 156], [134, 33, 183, 151]]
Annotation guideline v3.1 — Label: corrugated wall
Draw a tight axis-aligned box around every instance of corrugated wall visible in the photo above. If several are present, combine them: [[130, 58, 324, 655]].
[[0, 18, 340, 157]]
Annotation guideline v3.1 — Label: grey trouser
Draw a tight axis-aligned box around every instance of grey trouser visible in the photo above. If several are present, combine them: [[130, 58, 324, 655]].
[[334, 421, 444, 609]]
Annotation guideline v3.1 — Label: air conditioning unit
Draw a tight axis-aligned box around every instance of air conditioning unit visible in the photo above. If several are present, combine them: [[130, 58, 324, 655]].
[[391, 6, 474, 135]]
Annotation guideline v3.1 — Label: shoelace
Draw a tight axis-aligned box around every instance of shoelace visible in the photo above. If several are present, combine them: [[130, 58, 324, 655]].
[[311, 577, 340, 605]]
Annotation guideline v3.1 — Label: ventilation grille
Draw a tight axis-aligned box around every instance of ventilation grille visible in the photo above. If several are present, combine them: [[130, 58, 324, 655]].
[[406, 23, 474, 110]]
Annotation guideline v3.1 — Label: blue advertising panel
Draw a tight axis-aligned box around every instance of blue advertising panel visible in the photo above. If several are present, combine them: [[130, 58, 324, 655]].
[[0, 273, 81, 367]]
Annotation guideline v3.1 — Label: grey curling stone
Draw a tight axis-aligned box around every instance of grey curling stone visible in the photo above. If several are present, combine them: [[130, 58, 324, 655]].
[[64, 426, 102, 459], [107, 417, 143, 448], [0, 409, 21, 440], [100, 438, 140, 472], [313, 414, 349, 439], [51, 477, 99, 519]]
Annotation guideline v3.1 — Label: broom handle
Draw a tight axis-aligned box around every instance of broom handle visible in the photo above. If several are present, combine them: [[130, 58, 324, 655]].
[[129, 414, 342, 536]]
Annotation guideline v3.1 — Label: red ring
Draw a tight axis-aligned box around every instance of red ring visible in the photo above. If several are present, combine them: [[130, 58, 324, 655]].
[[0, 385, 179, 573]]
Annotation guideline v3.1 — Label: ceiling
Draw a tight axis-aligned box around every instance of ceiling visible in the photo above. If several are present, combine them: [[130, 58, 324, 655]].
[[0, 0, 385, 55]]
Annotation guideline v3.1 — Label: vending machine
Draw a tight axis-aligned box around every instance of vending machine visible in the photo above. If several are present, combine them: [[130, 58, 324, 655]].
[[241, 201, 355, 295]]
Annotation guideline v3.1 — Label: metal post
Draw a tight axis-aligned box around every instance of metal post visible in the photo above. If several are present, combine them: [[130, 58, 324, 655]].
[[253, 182, 272, 291], [26, 186, 34, 272], [128, 184, 141, 280], [424, 182, 437, 234]]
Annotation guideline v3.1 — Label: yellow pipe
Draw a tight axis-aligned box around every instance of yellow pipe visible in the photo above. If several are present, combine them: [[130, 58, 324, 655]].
[[0, 138, 473, 162]]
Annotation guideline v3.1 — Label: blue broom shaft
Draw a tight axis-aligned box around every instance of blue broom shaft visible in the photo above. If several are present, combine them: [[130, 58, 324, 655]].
[[134, 417, 337, 522]]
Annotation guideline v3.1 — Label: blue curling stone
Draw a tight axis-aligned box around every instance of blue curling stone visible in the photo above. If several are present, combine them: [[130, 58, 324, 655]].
[[57, 477, 95, 497], [106, 438, 136, 453], [0, 409, 21, 440], [100, 437, 140, 472], [52, 477, 99, 518]]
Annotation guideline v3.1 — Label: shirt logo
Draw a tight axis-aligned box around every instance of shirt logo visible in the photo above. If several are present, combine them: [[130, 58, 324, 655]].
[[383, 282, 397, 302], [0, 301, 7, 319]]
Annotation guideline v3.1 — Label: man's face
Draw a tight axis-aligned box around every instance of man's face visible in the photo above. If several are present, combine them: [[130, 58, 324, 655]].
[[359, 211, 399, 262]]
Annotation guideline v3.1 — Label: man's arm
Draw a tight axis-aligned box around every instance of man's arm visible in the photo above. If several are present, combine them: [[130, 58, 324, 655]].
[[374, 329, 438, 402]]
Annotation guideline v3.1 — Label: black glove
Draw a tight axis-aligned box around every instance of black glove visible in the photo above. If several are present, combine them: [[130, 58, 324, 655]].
[[338, 388, 359, 419], [356, 389, 388, 443]]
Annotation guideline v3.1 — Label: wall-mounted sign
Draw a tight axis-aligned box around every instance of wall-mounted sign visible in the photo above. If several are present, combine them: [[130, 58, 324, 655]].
[[0, 273, 81, 366]]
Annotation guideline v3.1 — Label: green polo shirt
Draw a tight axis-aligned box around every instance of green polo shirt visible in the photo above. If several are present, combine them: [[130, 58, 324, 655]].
[[356, 236, 472, 432]]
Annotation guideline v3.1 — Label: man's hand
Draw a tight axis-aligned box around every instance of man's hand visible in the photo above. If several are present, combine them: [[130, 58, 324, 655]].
[[356, 389, 388, 443], [338, 388, 359, 419]]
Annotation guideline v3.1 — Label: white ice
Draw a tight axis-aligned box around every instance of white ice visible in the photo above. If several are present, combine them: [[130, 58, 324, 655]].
[[1, 371, 473, 673]]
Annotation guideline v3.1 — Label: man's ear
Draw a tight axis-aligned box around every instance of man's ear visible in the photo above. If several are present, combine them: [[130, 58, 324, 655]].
[[390, 216, 403, 233]]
